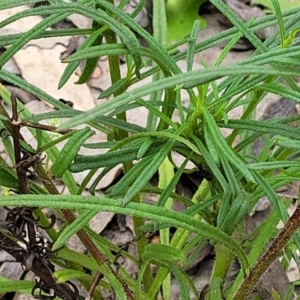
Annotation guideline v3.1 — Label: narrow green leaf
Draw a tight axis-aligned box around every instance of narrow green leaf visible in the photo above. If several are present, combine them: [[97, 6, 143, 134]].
[[83, 141, 117, 149], [0, 115, 8, 121], [0, 0, 45, 9], [191, 135, 228, 192], [219, 191, 251, 235], [143, 243, 186, 265], [276, 138, 300, 149], [70, 143, 162, 172], [0, 29, 94, 48], [219, 119, 300, 141], [64, 44, 127, 63], [157, 154, 190, 207], [205, 108, 257, 182], [168, 262, 191, 300], [0, 71, 69, 110], [257, 82, 300, 102], [0, 163, 19, 190], [123, 139, 174, 204], [98, 263, 127, 300], [187, 20, 201, 72], [209, 0, 266, 53], [210, 277, 223, 300], [58, 248, 99, 272], [76, 20, 103, 85], [158, 156, 174, 300], [95, 0, 179, 74], [226, 207, 282, 299], [137, 137, 154, 159], [51, 127, 94, 178], [153, 0, 167, 48], [99, 78, 129, 99], [271, 0, 285, 47], [110, 156, 154, 197], [0, 3, 142, 77], [216, 155, 240, 227], [0, 194, 250, 274], [0, 278, 33, 293], [54, 269, 91, 283], [253, 172, 288, 222], [65, 44, 172, 76], [247, 161, 300, 170], [0, 12, 70, 67], [0, 129, 15, 164], [96, 116, 148, 134], [59, 29, 104, 88], [90, 167, 116, 196], [136, 98, 178, 129], [53, 210, 97, 251], [56, 65, 300, 130], [239, 46, 300, 67], [219, 154, 239, 196], [135, 259, 152, 300], [203, 115, 220, 165]]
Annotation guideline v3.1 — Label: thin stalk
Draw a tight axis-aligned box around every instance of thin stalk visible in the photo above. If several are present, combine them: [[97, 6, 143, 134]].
[[212, 244, 234, 281], [37, 161, 134, 298], [103, 0, 152, 291], [233, 204, 300, 299]]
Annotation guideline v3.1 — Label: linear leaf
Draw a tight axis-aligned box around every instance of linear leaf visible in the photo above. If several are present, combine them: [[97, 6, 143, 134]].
[[0, 71, 69, 110], [219, 191, 251, 235], [157, 154, 190, 207], [110, 156, 158, 198], [70, 143, 162, 172], [59, 29, 103, 88], [0, 194, 249, 273], [123, 139, 174, 204], [0, 278, 33, 293], [57, 66, 300, 130], [0, 12, 70, 67], [53, 210, 97, 251], [0, 3, 142, 76], [143, 243, 186, 265], [51, 127, 94, 178], [202, 108, 255, 182], [218, 119, 300, 140], [209, 0, 266, 52], [257, 82, 300, 102], [54, 269, 90, 283], [253, 172, 288, 222], [0, 0, 45, 9], [0, 167, 18, 189], [247, 161, 300, 170], [191, 135, 228, 192]]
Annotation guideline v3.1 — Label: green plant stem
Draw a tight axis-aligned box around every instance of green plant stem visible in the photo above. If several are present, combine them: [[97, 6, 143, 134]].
[[36, 161, 134, 298], [103, 2, 152, 291], [212, 243, 234, 281], [233, 204, 300, 300]]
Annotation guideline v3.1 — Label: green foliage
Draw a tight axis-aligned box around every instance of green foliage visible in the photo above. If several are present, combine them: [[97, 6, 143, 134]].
[[0, 0, 300, 299], [253, 0, 300, 12], [166, 0, 207, 44]]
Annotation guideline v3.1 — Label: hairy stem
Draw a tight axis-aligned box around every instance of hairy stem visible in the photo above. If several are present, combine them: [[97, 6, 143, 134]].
[[233, 204, 300, 299]]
